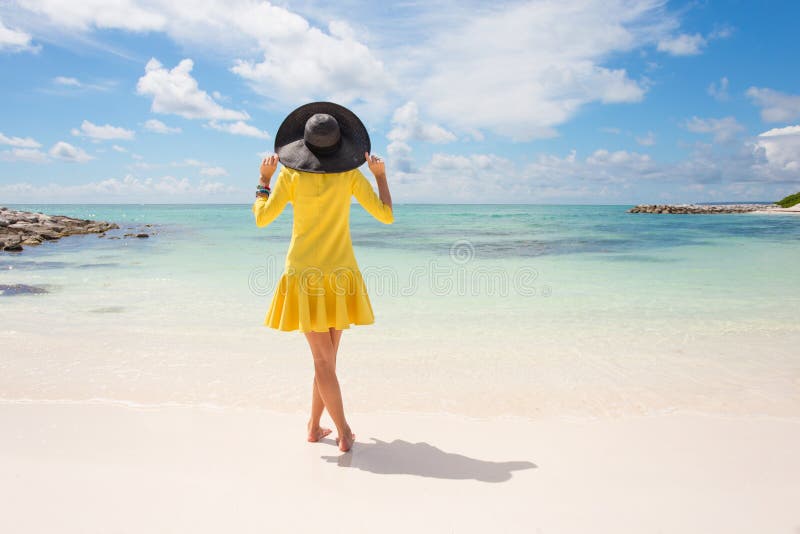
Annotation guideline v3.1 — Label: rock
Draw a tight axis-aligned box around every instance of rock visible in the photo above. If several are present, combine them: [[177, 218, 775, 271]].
[[136, 233, 149, 238], [1, 207, 122, 253], [0, 283, 49, 295], [1, 234, 23, 251], [38, 230, 63, 241], [628, 203, 776, 214]]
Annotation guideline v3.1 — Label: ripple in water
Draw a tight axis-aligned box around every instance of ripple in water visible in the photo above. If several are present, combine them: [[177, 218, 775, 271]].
[[88, 306, 126, 314]]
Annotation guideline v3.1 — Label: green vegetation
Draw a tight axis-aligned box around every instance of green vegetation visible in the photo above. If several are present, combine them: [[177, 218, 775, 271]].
[[775, 192, 800, 208]]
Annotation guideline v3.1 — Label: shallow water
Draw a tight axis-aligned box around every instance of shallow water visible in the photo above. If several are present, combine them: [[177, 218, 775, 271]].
[[2, 203, 799, 419]]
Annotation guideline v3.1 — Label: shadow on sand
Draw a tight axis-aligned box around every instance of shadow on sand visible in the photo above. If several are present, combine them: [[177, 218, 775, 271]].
[[319, 437, 536, 482]]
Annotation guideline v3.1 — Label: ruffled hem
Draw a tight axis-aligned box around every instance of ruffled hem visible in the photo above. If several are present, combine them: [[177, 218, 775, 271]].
[[264, 268, 376, 332]]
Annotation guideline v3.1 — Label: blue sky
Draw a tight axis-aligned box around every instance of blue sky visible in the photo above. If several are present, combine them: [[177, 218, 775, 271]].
[[1, 0, 798, 204]]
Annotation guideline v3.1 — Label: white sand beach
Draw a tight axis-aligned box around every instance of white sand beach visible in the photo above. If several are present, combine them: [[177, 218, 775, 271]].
[[1, 403, 798, 534], [750, 204, 800, 214]]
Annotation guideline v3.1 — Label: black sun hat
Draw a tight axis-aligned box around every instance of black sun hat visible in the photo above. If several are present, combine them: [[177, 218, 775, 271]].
[[274, 101, 371, 173]]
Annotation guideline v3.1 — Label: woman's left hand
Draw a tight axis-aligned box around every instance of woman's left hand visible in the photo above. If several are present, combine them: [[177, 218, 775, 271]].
[[260, 154, 279, 185], [365, 152, 385, 177]]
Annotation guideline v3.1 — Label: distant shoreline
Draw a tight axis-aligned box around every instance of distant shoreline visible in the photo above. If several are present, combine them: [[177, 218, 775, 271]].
[[628, 203, 800, 214]]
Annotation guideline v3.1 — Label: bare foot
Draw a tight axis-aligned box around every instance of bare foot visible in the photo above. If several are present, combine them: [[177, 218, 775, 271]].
[[335, 429, 356, 452], [307, 423, 332, 442]]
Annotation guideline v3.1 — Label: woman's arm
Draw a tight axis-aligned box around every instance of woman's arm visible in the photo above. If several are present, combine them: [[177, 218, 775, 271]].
[[366, 152, 392, 210], [352, 153, 394, 224], [252, 155, 292, 228]]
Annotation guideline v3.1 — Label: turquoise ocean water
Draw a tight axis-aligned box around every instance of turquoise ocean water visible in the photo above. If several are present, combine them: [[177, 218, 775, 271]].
[[2, 203, 799, 419]]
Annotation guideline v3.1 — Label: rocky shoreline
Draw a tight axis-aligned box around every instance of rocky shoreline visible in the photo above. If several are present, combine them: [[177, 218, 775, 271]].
[[1, 207, 121, 252], [628, 203, 780, 214]]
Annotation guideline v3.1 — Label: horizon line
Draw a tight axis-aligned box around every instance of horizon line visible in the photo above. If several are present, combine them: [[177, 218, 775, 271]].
[[2, 201, 780, 206]]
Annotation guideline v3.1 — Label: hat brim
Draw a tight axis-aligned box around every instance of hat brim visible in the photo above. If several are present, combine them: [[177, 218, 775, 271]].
[[274, 102, 371, 174]]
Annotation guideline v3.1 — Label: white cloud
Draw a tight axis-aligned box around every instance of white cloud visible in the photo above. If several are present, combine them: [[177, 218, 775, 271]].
[[391, 123, 797, 203], [657, 33, 706, 55], [708, 76, 729, 101], [7, 1, 391, 116], [395, 152, 516, 202], [53, 76, 80, 86], [746, 87, 800, 123], [0, 147, 48, 163], [636, 131, 656, 146], [684, 116, 745, 143], [1, 138, 97, 164], [395, 149, 661, 202], [7, 0, 694, 140], [430, 153, 507, 173], [49, 75, 116, 92], [656, 22, 733, 56], [7, 0, 718, 143], [0, 174, 240, 203], [112, 144, 127, 153], [586, 149, 654, 169], [386, 141, 413, 173], [143, 118, 182, 134], [227, 8, 391, 112], [388, 102, 456, 144], [0, 131, 41, 148], [708, 26, 734, 40], [172, 158, 206, 167], [386, 101, 456, 172], [403, 0, 674, 141], [48, 141, 94, 162], [167, 159, 234, 178], [657, 25, 732, 56], [13, 0, 166, 32], [71, 119, 135, 141], [130, 160, 156, 170], [136, 57, 249, 121], [200, 166, 228, 177], [0, 16, 40, 53], [205, 120, 269, 139], [755, 125, 800, 172], [4, 0, 764, 201], [184, 158, 205, 167]]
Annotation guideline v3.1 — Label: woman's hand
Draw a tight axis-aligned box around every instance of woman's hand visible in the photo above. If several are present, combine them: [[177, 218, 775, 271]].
[[260, 154, 279, 185], [365, 152, 385, 178]]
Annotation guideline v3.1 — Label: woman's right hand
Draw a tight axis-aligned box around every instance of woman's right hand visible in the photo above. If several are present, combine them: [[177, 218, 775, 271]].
[[365, 152, 385, 177], [260, 154, 279, 185]]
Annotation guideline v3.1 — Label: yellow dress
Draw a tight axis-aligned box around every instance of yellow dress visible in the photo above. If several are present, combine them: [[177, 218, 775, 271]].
[[252, 165, 394, 332]]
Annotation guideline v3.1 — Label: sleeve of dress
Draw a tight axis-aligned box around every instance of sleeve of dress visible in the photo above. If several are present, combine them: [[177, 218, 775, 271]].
[[351, 168, 394, 224], [252, 166, 293, 228]]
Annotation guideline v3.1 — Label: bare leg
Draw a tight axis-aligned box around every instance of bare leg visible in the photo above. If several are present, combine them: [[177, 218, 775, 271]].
[[307, 327, 342, 441], [304, 328, 354, 452]]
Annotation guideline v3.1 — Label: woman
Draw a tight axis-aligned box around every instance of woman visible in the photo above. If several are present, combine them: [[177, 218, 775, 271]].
[[252, 102, 394, 453]]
